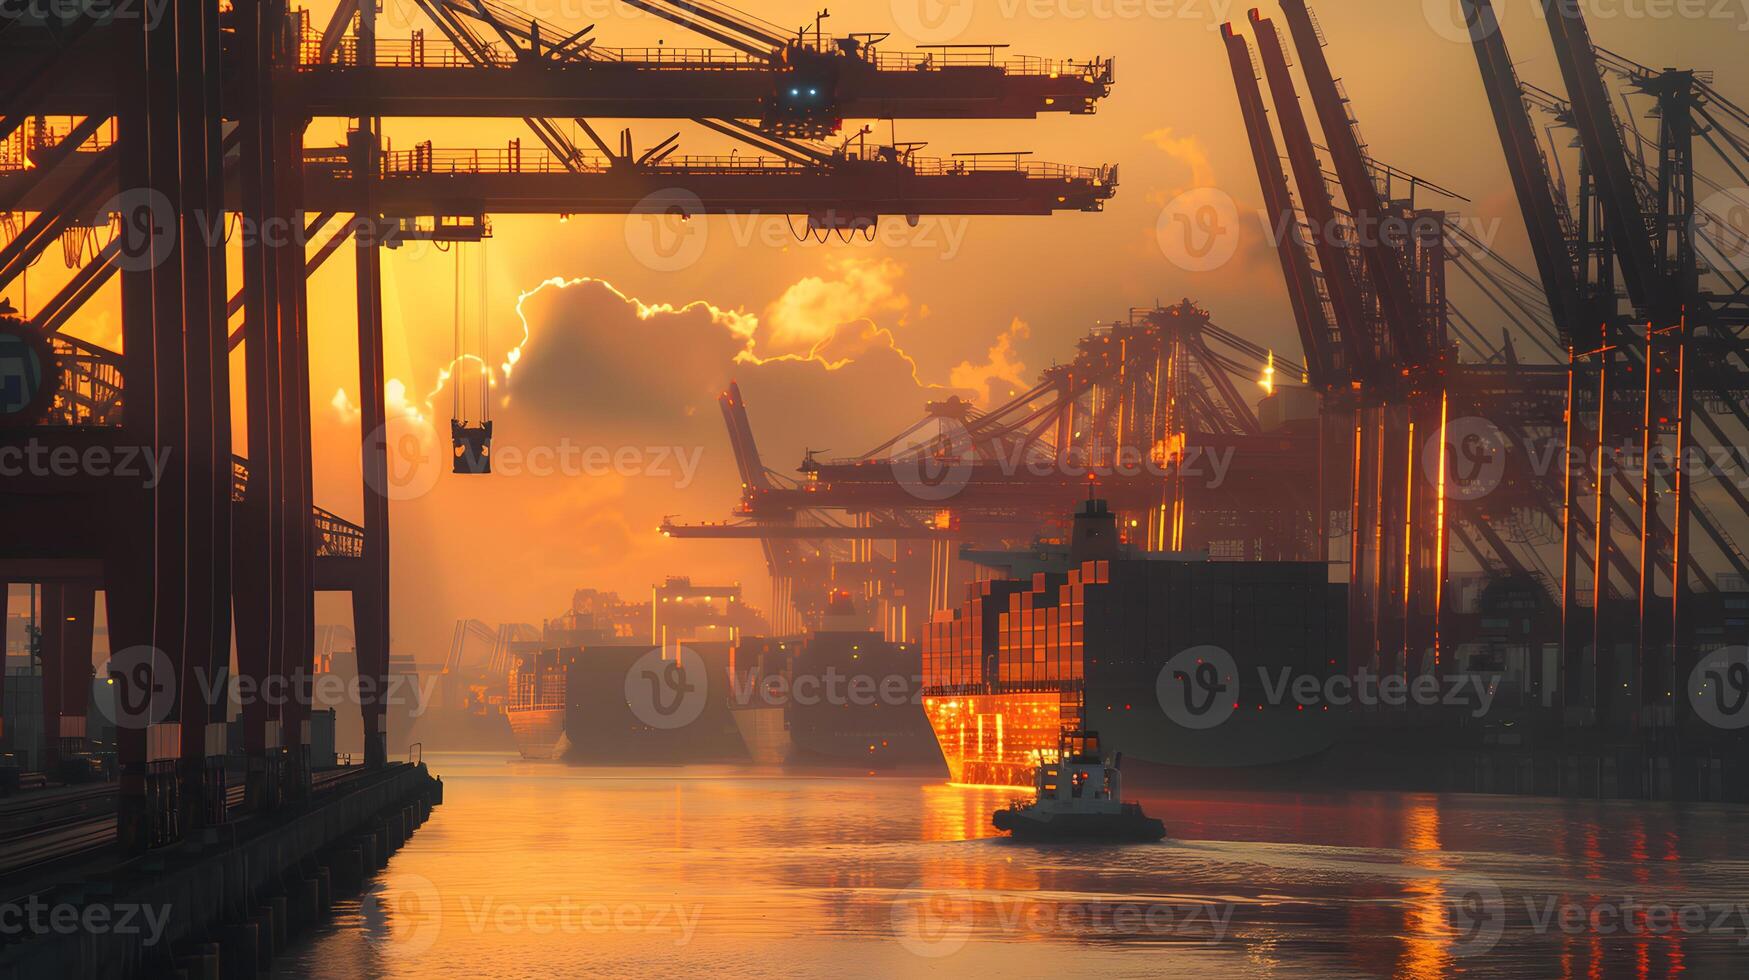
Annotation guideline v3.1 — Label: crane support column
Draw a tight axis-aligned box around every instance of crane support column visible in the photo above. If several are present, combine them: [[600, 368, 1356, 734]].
[[277, 107, 318, 801], [106, 0, 232, 852], [37, 583, 96, 771], [235, 0, 291, 814], [354, 204, 393, 771]]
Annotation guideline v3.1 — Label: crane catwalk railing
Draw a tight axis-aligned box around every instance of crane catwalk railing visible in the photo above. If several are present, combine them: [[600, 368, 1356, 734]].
[[39, 335, 124, 427], [230, 457, 366, 560], [310, 144, 1113, 184], [0, 117, 117, 170], [295, 23, 1108, 79]]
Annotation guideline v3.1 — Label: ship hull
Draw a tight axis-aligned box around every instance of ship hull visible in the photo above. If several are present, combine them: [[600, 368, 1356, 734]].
[[924, 691, 1342, 788], [992, 806, 1166, 842], [729, 706, 791, 767], [561, 643, 748, 765], [506, 706, 566, 761]]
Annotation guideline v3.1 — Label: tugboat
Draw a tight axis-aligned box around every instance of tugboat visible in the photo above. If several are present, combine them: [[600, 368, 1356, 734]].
[[992, 731, 1166, 842]]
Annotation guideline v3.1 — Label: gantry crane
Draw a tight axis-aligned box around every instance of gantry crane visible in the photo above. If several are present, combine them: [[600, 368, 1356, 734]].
[[665, 302, 1316, 636], [1224, 3, 1453, 679], [0, 0, 1116, 852], [1460, 0, 1749, 734]]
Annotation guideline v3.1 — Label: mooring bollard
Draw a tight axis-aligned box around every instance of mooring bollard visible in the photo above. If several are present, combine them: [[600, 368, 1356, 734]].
[[291, 875, 320, 930], [220, 921, 260, 980], [358, 833, 380, 873], [314, 866, 333, 915], [174, 941, 222, 980], [266, 895, 288, 957], [336, 846, 365, 893], [248, 907, 275, 968]]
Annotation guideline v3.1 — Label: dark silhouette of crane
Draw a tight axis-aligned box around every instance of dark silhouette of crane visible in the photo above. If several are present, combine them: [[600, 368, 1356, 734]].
[[0, 0, 1116, 853]]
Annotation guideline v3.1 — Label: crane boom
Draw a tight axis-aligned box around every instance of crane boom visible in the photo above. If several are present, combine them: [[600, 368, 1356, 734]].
[[1220, 22, 1337, 389], [1277, 0, 1427, 369], [1540, 0, 1660, 312], [720, 382, 771, 492], [1249, 10, 1374, 381], [1460, 0, 1589, 344]]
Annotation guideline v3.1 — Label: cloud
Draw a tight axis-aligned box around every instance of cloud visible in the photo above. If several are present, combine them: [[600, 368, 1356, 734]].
[[312, 257, 1055, 667], [1145, 127, 1218, 194], [315, 268, 1003, 660], [505, 277, 757, 430], [759, 256, 908, 350], [948, 318, 1031, 407]]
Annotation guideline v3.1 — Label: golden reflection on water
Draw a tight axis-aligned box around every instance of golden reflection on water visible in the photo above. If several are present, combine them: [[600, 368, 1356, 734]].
[[1396, 797, 1451, 980], [277, 755, 1744, 980], [920, 781, 1008, 843]]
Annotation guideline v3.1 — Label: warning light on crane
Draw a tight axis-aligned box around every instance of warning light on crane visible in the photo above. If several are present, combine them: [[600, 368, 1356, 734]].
[[762, 55, 841, 138]]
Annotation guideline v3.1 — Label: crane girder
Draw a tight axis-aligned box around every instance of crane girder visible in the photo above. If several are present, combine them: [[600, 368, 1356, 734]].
[[1539, 0, 1661, 312], [1220, 22, 1339, 390], [1277, 0, 1430, 371], [1460, 0, 1589, 345], [1247, 11, 1375, 382], [0, 147, 1117, 218]]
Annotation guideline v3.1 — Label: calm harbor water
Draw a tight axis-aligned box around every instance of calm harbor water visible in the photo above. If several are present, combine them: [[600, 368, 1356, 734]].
[[278, 752, 1748, 979]]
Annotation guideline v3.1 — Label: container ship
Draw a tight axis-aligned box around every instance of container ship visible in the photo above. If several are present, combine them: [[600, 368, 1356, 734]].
[[728, 593, 946, 772], [560, 639, 748, 764], [921, 497, 1346, 787], [506, 580, 767, 763], [504, 588, 648, 760], [506, 646, 570, 760]]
